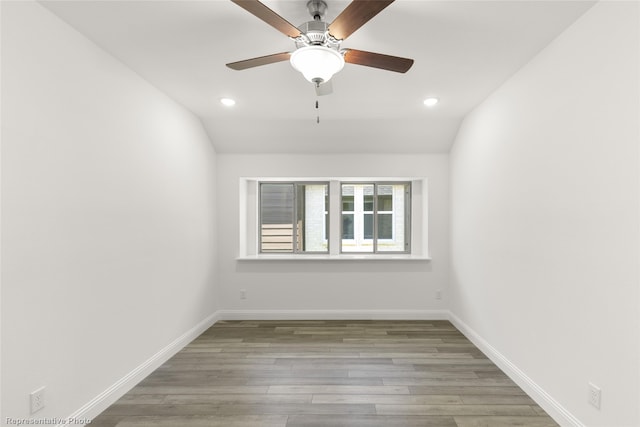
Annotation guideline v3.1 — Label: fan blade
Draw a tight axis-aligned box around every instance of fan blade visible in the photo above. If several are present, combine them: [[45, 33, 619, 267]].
[[231, 0, 301, 38], [226, 52, 291, 70], [315, 79, 333, 96], [344, 49, 413, 73], [329, 0, 394, 40]]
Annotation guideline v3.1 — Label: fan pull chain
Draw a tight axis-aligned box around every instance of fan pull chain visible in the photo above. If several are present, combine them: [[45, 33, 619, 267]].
[[315, 99, 320, 124]]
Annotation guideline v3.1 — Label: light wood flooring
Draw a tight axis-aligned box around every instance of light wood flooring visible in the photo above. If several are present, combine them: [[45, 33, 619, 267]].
[[91, 320, 559, 427]]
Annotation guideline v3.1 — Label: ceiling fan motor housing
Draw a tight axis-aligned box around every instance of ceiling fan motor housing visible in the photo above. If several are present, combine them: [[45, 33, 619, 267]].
[[295, 21, 342, 51]]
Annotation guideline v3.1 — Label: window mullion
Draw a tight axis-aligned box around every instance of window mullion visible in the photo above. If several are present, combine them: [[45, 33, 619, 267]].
[[292, 183, 298, 254], [405, 184, 411, 253], [329, 181, 339, 255], [373, 183, 378, 253]]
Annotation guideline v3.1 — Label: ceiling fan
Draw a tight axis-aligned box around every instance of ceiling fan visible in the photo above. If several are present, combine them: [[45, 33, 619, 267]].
[[226, 0, 414, 95]]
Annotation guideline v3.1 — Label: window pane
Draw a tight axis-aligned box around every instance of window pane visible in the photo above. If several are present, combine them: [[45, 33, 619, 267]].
[[342, 214, 354, 239], [342, 196, 354, 211], [377, 184, 409, 252], [364, 214, 373, 239], [378, 214, 392, 239], [341, 184, 374, 253], [378, 195, 393, 211], [260, 184, 294, 253], [260, 183, 328, 253], [364, 195, 374, 212], [296, 185, 304, 251], [301, 184, 328, 252], [325, 191, 329, 244]]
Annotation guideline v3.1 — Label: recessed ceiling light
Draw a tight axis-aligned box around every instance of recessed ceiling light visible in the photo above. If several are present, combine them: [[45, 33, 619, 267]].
[[423, 97, 439, 107], [220, 98, 236, 107]]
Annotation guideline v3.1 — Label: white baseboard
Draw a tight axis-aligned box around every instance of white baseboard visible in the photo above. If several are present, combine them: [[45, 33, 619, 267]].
[[216, 309, 449, 320], [447, 311, 584, 427], [58, 311, 221, 427]]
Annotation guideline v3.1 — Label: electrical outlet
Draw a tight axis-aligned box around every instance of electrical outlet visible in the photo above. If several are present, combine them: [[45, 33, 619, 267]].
[[240, 289, 246, 299], [435, 290, 442, 300], [30, 386, 45, 414], [588, 382, 601, 409]]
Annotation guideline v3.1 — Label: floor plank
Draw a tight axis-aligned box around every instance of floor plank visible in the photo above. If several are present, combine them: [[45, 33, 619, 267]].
[[453, 416, 560, 427], [90, 320, 559, 427], [103, 415, 289, 427], [286, 414, 458, 427]]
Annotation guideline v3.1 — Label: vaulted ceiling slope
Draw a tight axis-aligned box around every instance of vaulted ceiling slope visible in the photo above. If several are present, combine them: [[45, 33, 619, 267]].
[[41, 0, 595, 154]]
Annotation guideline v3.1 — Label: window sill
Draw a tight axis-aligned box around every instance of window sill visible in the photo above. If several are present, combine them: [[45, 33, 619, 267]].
[[236, 254, 431, 261]]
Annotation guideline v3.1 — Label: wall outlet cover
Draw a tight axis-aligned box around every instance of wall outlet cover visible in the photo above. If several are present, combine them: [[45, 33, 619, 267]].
[[588, 382, 601, 409], [30, 386, 46, 414]]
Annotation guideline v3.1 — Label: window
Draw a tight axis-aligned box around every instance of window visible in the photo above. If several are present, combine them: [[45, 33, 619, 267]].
[[256, 180, 412, 256], [341, 183, 410, 253], [259, 182, 329, 253]]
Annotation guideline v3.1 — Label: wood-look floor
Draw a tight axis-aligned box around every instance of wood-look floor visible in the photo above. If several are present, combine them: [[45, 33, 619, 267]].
[[91, 320, 558, 427]]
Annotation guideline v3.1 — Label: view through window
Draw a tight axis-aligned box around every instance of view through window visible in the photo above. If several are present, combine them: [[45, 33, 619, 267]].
[[259, 181, 410, 254], [341, 183, 410, 253], [259, 183, 329, 253]]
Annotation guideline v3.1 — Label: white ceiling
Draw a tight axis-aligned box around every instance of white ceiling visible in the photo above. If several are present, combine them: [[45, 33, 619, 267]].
[[41, 0, 595, 154]]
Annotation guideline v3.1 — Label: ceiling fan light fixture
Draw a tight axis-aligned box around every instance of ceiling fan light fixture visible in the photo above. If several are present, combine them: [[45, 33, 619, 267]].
[[290, 46, 344, 84]]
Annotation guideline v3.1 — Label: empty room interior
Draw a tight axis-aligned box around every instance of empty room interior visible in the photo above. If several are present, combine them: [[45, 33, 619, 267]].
[[1, 0, 639, 426]]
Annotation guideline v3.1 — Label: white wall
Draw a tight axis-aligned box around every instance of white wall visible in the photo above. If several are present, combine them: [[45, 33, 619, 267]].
[[216, 154, 448, 317], [449, 2, 639, 426], [1, 2, 217, 423]]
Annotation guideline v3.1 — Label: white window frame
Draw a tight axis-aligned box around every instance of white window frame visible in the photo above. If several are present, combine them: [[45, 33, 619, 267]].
[[258, 181, 329, 254], [238, 177, 430, 261], [340, 182, 410, 254]]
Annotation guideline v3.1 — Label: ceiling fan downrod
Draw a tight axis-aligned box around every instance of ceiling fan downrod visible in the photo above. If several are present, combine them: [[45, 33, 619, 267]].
[[307, 0, 327, 21]]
